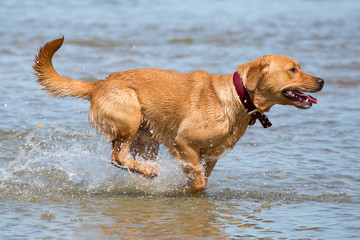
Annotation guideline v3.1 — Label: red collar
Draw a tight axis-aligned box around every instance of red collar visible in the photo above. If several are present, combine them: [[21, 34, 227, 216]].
[[233, 71, 272, 128]]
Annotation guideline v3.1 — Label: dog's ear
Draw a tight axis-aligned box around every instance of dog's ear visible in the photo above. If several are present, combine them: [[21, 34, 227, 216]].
[[244, 58, 269, 92], [245, 62, 261, 92]]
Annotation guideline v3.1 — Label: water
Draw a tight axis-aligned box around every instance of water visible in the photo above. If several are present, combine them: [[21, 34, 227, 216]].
[[1, 0, 359, 239]]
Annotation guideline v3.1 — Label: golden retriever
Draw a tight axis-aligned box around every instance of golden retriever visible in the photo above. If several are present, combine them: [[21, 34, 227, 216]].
[[33, 37, 324, 192]]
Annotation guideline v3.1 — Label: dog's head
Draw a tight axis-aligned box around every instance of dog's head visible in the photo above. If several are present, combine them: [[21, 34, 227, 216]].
[[237, 55, 324, 112]]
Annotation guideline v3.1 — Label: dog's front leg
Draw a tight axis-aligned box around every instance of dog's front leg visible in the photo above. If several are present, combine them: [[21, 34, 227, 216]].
[[173, 137, 206, 193], [204, 159, 218, 181]]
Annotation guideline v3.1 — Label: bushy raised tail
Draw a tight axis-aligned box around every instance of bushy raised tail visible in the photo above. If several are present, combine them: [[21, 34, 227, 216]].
[[33, 37, 96, 100]]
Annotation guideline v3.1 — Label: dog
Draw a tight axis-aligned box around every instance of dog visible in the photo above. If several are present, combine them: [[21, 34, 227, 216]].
[[33, 37, 324, 192]]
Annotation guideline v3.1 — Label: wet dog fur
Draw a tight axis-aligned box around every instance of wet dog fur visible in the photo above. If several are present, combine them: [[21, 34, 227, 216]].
[[33, 37, 324, 192]]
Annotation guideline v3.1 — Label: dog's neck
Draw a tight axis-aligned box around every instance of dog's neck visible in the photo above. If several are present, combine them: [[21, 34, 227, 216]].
[[233, 71, 272, 128]]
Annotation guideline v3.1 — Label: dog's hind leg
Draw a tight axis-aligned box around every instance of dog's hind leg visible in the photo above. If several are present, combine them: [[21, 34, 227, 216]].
[[89, 86, 159, 177], [130, 131, 160, 160], [111, 137, 159, 177]]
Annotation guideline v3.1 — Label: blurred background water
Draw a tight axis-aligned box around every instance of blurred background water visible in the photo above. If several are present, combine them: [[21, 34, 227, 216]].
[[0, 0, 359, 239]]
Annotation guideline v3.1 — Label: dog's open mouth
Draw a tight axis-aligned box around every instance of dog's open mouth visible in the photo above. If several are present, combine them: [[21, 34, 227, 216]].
[[282, 90, 318, 108]]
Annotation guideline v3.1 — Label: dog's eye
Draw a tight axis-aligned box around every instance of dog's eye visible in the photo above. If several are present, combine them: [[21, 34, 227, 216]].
[[290, 68, 298, 73]]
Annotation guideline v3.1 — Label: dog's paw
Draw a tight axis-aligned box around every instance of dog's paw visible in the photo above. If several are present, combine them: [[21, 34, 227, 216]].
[[177, 181, 206, 194], [111, 158, 159, 178], [141, 163, 159, 178]]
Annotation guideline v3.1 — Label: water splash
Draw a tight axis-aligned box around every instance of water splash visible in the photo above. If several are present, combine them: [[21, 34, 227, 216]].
[[0, 124, 187, 202]]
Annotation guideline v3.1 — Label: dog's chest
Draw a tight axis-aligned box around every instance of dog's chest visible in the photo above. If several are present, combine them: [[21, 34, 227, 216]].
[[200, 122, 248, 160]]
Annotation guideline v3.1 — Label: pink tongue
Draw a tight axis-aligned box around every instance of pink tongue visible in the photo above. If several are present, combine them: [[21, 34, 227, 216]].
[[296, 91, 318, 104], [308, 95, 318, 104]]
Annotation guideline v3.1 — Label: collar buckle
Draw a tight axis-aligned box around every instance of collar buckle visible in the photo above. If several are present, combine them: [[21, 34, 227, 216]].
[[248, 109, 259, 117], [233, 71, 272, 128]]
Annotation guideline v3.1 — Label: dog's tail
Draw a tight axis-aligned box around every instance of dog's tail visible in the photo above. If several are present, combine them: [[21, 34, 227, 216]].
[[33, 37, 96, 100]]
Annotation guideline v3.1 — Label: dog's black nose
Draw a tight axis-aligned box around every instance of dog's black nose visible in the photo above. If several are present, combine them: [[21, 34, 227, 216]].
[[316, 78, 324, 88]]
